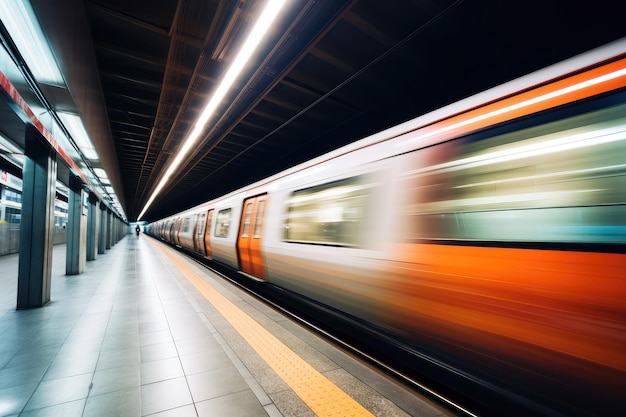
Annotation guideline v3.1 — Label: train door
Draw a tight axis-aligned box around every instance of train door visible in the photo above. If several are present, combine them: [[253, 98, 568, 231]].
[[168, 221, 175, 243], [174, 218, 182, 246], [236, 195, 267, 280], [203, 209, 214, 258], [194, 212, 206, 254]]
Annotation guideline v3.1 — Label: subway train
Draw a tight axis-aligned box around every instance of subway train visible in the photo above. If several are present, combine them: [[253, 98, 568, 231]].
[[146, 39, 626, 416]]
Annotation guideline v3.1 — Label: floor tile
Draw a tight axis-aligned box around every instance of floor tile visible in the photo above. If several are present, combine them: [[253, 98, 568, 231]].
[[186, 367, 248, 403], [0, 365, 45, 390], [84, 387, 140, 417], [179, 350, 231, 376], [55, 342, 102, 363], [23, 372, 93, 411], [96, 346, 140, 371], [139, 329, 173, 347], [138, 312, 167, 324], [169, 323, 211, 341], [104, 323, 138, 338], [90, 365, 140, 396], [140, 341, 178, 363], [43, 355, 98, 380], [0, 383, 36, 416], [195, 389, 269, 417], [139, 320, 169, 334], [17, 399, 85, 417], [174, 337, 221, 356], [140, 357, 184, 385], [145, 404, 198, 417], [100, 332, 140, 352], [3, 346, 58, 371], [141, 377, 193, 416]]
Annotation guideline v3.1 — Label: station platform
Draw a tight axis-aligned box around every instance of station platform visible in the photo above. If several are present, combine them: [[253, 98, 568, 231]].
[[0, 234, 455, 417]]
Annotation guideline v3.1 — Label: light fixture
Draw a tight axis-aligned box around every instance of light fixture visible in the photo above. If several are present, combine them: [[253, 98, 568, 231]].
[[0, 132, 23, 154], [57, 112, 99, 160], [6, 153, 24, 166], [0, 0, 64, 85], [138, 0, 288, 220], [92, 168, 110, 183]]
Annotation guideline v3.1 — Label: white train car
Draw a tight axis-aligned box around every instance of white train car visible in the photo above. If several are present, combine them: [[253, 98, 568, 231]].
[[147, 39, 626, 416]]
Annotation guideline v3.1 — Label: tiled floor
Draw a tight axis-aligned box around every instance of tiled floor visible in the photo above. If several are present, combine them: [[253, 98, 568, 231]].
[[0, 235, 453, 417], [0, 236, 275, 417]]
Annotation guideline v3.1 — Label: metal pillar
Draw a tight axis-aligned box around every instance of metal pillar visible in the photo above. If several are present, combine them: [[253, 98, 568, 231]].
[[17, 127, 56, 309], [87, 195, 99, 261], [111, 215, 117, 246], [66, 175, 87, 275], [98, 205, 106, 254], [105, 209, 111, 250]]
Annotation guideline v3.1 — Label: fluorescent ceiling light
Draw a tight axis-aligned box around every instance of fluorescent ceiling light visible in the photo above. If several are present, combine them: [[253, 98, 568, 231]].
[[7, 153, 25, 166], [93, 168, 109, 183], [138, 0, 288, 220], [0, 0, 64, 85], [57, 112, 99, 160], [0, 133, 23, 154]]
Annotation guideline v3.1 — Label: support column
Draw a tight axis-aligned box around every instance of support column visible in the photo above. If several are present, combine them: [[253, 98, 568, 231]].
[[111, 216, 117, 246], [105, 209, 112, 250], [98, 205, 106, 254], [66, 175, 87, 275], [17, 127, 56, 309], [87, 195, 99, 261]]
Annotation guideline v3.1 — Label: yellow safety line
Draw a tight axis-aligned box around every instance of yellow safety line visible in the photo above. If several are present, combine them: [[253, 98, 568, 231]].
[[149, 239, 374, 417]]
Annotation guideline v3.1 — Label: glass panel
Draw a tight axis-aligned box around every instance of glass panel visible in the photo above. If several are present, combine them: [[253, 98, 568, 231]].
[[5, 189, 21, 203], [215, 208, 232, 237], [399, 101, 626, 244], [254, 200, 265, 238], [196, 213, 206, 240], [5, 207, 20, 224], [242, 203, 253, 238], [283, 177, 370, 247]]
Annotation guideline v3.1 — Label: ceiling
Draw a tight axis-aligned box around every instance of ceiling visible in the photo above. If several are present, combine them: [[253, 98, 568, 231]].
[[27, 0, 626, 221]]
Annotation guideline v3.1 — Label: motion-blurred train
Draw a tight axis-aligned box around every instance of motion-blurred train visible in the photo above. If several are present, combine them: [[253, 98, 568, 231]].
[[147, 39, 626, 416]]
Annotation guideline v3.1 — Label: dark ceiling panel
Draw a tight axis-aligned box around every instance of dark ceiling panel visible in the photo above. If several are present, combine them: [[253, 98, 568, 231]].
[[67, 0, 626, 220]]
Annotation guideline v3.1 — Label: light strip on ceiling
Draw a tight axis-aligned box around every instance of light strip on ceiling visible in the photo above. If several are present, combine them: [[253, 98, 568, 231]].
[[0, 0, 64, 85], [57, 112, 99, 160], [0, 132, 22, 154], [138, 0, 288, 220], [93, 168, 110, 184]]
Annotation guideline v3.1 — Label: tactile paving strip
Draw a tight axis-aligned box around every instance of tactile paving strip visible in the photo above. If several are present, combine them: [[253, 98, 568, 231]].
[[151, 239, 375, 417]]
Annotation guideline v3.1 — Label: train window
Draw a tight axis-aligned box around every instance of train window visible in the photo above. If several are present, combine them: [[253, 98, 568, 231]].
[[195, 213, 206, 241], [399, 102, 626, 244], [242, 203, 253, 238], [182, 217, 190, 233], [254, 200, 265, 238], [215, 208, 232, 238], [283, 177, 370, 247]]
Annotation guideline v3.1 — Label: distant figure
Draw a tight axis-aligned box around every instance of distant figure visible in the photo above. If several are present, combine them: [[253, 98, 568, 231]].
[[135, 224, 140, 236]]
